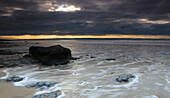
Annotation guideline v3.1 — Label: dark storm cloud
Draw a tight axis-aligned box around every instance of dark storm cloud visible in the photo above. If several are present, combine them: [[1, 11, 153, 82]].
[[0, 0, 170, 35], [0, 0, 38, 9]]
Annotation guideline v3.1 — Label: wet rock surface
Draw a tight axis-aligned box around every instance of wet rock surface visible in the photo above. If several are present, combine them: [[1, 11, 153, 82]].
[[29, 45, 72, 65], [0, 55, 39, 67], [6, 75, 25, 82], [26, 81, 57, 90], [115, 74, 135, 83], [0, 49, 22, 55], [33, 90, 60, 98]]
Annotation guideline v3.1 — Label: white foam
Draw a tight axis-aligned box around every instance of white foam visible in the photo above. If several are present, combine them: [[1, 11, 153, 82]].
[[0, 69, 10, 79], [83, 86, 102, 92], [35, 90, 53, 95], [76, 81, 89, 86], [13, 77, 40, 86], [109, 92, 126, 97], [155, 83, 164, 86], [88, 93, 101, 98], [122, 60, 147, 66], [98, 69, 107, 76], [98, 89, 120, 92], [72, 71, 80, 75], [96, 61, 104, 65], [15, 67, 39, 74], [165, 75, 170, 84], [34, 84, 66, 98], [35, 84, 63, 95], [35, 88, 61, 95], [81, 88, 122, 98], [165, 86, 170, 92], [0, 68, 44, 87], [142, 95, 159, 98], [72, 81, 90, 86], [54, 67, 86, 72], [76, 59, 92, 64], [57, 91, 66, 98]]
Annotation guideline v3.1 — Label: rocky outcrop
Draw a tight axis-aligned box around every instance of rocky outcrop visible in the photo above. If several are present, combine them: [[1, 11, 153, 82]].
[[6, 75, 25, 82], [29, 45, 72, 65], [115, 74, 135, 83], [26, 81, 57, 90], [33, 90, 61, 98]]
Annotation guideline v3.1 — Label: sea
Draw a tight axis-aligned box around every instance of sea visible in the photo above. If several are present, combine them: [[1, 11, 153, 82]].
[[0, 40, 170, 98]]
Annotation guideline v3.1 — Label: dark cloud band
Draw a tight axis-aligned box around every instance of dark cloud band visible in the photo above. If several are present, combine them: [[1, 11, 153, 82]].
[[0, 0, 170, 36]]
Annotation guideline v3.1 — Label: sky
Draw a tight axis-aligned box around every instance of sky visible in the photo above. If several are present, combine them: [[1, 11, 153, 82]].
[[0, 0, 170, 39]]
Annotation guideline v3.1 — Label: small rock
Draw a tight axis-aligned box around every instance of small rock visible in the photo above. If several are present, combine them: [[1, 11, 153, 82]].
[[0, 65, 5, 68], [26, 81, 57, 90], [106, 58, 116, 61], [86, 54, 89, 56], [6, 75, 24, 82], [115, 74, 135, 83], [79, 56, 83, 58], [110, 72, 114, 74], [33, 90, 60, 98], [90, 56, 96, 58], [71, 57, 81, 60]]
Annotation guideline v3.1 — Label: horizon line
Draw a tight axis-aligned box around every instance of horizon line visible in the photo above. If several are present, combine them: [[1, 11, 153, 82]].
[[0, 34, 170, 39]]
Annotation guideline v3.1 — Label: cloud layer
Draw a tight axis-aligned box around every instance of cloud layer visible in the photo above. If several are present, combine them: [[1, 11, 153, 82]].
[[0, 0, 170, 36]]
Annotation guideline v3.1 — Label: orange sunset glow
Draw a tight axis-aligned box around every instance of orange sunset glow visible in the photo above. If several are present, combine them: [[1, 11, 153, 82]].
[[0, 34, 170, 39]]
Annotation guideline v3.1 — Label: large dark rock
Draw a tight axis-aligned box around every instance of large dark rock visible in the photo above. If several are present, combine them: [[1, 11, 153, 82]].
[[29, 45, 72, 65]]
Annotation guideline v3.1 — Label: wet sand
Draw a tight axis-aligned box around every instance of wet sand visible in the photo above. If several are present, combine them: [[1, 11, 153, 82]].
[[0, 69, 36, 98], [0, 40, 170, 98]]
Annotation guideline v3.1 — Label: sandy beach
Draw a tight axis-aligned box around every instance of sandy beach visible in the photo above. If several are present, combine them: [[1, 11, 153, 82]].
[[0, 40, 169, 98], [0, 69, 36, 98]]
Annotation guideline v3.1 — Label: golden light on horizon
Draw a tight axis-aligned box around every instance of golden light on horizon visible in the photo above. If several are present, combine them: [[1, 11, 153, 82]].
[[0, 34, 170, 39]]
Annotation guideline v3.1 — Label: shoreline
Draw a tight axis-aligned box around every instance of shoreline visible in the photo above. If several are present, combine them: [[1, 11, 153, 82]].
[[0, 68, 36, 98]]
